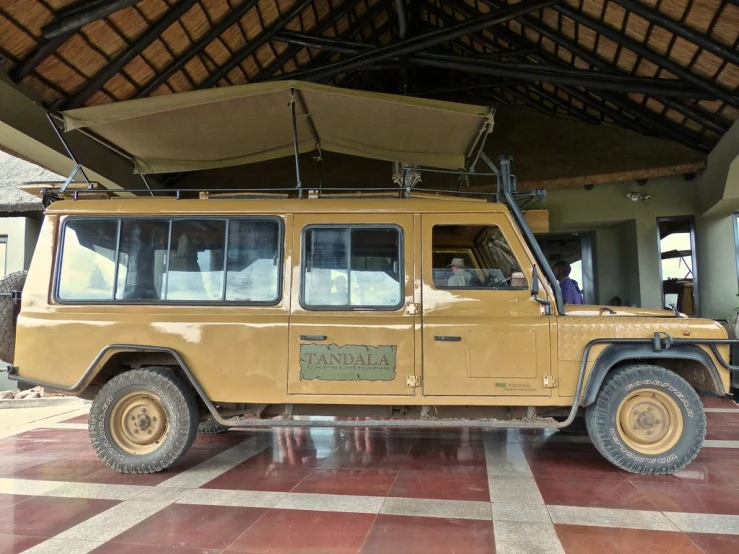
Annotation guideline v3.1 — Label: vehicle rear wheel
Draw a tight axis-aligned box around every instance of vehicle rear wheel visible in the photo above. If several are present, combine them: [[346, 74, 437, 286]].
[[89, 367, 198, 473], [585, 364, 705, 474], [198, 420, 231, 434]]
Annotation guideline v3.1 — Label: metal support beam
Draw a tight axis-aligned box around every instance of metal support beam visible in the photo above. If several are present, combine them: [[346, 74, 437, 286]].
[[611, 0, 739, 67], [550, 3, 739, 109], [136, 0, 260, 98], [252, 0, 366, 82], [197, 0, 314, 89], [469, 0, 717, 147], [63, 0, 199, 109], [11, 33, 73, 82], [273, 0, 560, 82], [42, 0, 142, 40]]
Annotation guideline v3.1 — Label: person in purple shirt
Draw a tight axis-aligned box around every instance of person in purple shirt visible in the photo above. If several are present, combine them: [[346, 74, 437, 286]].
[[553, 260, 584, 305]]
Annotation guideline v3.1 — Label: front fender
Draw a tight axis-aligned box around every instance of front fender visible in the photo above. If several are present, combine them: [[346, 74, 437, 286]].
[[582, 343, 725, 406]]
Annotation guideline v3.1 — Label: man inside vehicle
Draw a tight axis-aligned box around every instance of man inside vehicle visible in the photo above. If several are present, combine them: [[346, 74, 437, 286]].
[[447, 258, 473, 287]]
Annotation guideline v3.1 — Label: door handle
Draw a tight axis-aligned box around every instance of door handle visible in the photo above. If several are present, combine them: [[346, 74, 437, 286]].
[[434, 336, 462, 342], [300, 335, 327, 341]]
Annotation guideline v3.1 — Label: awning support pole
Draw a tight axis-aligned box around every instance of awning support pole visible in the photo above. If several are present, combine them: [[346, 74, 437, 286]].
[[46, 112, 93, 192], [294, 89, 322, 190], [290, 88, 303, 198]]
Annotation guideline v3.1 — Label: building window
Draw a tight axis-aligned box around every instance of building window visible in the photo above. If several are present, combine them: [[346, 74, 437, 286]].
[[57, 218, 282, 304], [657, 217, 697, 315], [302, 226, 402, 309]]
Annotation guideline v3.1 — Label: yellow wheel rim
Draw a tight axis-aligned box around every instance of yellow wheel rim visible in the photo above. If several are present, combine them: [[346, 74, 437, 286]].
[[616, 388, 683, 455], [108, 392, 169, 455]]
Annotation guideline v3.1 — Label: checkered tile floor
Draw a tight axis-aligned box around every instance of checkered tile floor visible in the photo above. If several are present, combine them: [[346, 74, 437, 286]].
[[0, 397, 738, 553]]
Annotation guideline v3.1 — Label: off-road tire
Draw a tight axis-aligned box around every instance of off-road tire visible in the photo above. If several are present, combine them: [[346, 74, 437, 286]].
[[0, 271, 27, 363], [89, 367, 199, 473], [197, 420, 231, 434], [585, 364, 705, 475]]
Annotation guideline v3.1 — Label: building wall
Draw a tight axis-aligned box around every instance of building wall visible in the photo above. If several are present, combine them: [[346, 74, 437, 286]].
[[0, 217, 37, 275], [538, 175, 699, 309]]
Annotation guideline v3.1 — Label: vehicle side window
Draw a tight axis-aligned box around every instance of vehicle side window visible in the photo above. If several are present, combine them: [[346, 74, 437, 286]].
[[432, 224, 527, 290], [57, 217, 282, 304], [58, 220, 119, 301], [302, 226, 402, 309]]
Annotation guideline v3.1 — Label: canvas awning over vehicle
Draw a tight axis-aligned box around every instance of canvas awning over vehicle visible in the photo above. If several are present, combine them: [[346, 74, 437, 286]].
[[61, 80, 494, 175]]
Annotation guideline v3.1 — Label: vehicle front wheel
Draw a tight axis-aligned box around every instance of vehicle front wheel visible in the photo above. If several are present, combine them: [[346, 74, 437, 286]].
[[89, 367, 199, 473], [585, 364, 705, 475]]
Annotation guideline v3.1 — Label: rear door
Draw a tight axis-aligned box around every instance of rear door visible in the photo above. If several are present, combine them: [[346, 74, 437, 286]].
[[287, 213, 417, 396], [421, 212, 553, 397]]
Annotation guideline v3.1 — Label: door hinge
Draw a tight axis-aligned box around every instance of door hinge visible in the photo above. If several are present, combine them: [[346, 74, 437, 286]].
[[406, 375, 421, 387], [405, 302, 420, 315], [543, 375, 558, 388]]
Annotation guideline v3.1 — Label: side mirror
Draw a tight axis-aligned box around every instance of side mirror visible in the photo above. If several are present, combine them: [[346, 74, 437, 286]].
[[531, 265, 551, 313], [531, 265, 540, 297]]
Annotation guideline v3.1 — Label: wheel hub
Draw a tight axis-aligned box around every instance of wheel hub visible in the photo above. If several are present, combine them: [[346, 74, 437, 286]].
[[616, 388, 683, 455], [110, 393, 168, 455]]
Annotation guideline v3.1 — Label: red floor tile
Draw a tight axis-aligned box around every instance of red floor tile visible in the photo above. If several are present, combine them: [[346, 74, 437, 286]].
[[701, 463, 739, 485], [702, 396, 739, 409], [293, 468, 397, 496], [528, 454, 629, 482], [10, 458, 105, 482], [12, 429, 88, 442], [389, 468, 489, 501], [93, 545, 221, 554], [112, 504, 266, 550], [555, 524, 701, 554], [536, 477, 657, 510], [61, 414, 91, 424], [361, 514, 494, 554], [81, 446, 230, 486], [632, 481, 739, 515], [0, 497, 118, 538], [203, 463, 312, 492], [0, 455, 56, 478], [0, 496, 32, 511], [694, 446, 739, 463], [625, 462, 729, 486], [686, 532, 739, 553], [0, 533, 46, 554], [227, 509, 375, 553]]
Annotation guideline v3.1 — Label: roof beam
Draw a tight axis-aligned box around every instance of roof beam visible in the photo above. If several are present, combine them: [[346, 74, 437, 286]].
[[274, 31, 715, 97], [135, 0, 260, 97], [272, 0, 560, 82], [42, 0, 142, 40], [550, 3, 739, 109], [441, 0, 708, 148], [252, 0, 376, 82], [494, 1, 728, 135], [10, 33, 74, 83], [63, 0, 199, 109], [472, 0, 723, 144], [610, 0, 739, 67], [196, 0, 314, 89]]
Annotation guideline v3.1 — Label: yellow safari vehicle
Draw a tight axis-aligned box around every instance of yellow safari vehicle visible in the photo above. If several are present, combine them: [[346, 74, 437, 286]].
[[4, 82, 737, 476]]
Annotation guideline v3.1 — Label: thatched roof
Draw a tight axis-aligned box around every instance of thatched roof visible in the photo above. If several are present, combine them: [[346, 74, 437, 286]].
[[0, 0, 736, 157], [0, 151, 61, 213]]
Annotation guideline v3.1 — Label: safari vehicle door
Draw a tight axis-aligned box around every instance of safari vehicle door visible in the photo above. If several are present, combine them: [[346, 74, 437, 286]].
[[287, 212, 418, 396], [420, 212, 554, 397]]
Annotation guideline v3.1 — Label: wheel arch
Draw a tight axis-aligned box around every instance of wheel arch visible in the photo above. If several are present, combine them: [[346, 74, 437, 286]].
[[582, 343, 725, 407]]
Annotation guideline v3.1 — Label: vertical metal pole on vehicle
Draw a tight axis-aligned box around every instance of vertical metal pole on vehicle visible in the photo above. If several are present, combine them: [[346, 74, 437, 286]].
[[498, 155, 565, 315], [46, 112, 93, 192], [290, 88, 304, 199]]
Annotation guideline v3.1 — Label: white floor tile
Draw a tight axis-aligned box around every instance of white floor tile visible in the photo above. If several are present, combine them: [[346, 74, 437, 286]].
[[380, 497, 491, 520], [548, 505, 679, 531]]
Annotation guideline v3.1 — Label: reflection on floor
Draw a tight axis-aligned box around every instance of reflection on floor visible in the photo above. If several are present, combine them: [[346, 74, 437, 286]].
[[0, 396, 738, 553]]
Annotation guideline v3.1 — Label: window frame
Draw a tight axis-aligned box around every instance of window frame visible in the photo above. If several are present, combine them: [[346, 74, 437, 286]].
[[431, 224, 529, 292], [299, 223, 405, 312], [54, 215, 284, 306]]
